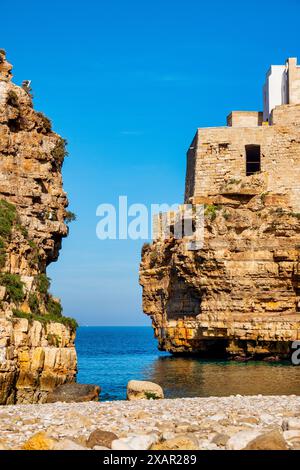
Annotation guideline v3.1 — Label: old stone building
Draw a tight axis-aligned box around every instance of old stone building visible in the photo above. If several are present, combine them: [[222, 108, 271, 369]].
[[140, 58, 300, 359], [185, 57, 300, 210]]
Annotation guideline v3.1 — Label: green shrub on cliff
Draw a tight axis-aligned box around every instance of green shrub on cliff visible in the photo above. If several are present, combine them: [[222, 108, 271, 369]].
[[28, 292, 40, 315], [51, 138, 68, 163], [13, 309, 78, 330], [204, 204, 219, 221], [0, 238, 6, 268], [0, 199, 17, 238], [35, 273, 51, 295], [64, 211, 76, 224], [46, 333, 60, 347], [46, 297, 62, 317], [0, 273, 24, 303]]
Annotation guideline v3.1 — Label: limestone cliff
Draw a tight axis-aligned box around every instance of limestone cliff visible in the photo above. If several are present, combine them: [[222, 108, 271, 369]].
[[0, 50, 77, 404], [140, 59, 300, 359], [140, 180, 300, 358]]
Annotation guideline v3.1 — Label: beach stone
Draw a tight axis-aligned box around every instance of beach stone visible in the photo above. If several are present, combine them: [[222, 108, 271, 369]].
[[87, 429, 118, 449], [208, 414, 227, 422], [199, 441, 219, 450], [0, 440, 9, 450], [283, 430, 300, 449], [65, 411, 93, 428], [136, 411, 152, 420], [238, 416, 260, 425], [175, 423, 191, 433], [227, 429, 262, 450], [151, 435, 199, 450], [111, 434, 157, 450], [284, 418, 300, 431], [126, 380, 164, 400], [162, 431, 176, 440], [53, 439, 88, 450], [46, 383, 100, 403], [212, 433, 230, 446], [244, 429, 288, 450], [93, 445, 110, 450], [111, 440, 132, 450], [22, 432, 56, 450]]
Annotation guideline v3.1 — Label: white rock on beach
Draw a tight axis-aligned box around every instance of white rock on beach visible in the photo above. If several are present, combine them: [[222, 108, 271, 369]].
[[126, 380, 164, 401], [226, 429, 262, 450], [111, 434, 158, 450], [284, 418, 300, 430]]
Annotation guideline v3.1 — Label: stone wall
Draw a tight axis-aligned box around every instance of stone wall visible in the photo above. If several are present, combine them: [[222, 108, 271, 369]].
[[185, 105, 300, 212], [287, 58, 300, 105], [227, 111, 263, 128]]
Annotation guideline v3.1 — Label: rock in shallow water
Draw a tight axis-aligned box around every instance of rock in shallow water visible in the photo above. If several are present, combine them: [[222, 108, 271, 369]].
[[46, 383, 100, 403]]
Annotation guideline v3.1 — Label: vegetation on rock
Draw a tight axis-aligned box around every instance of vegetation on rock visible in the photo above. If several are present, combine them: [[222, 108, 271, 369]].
[[64, 211, 76, 224], [35, 273, 50, 295], [0, 273, 24, 303], [51, 138, 68, 163], [204, 204, 219, 221], [0, 199, 17, 238], [13, 309, 78, 330]]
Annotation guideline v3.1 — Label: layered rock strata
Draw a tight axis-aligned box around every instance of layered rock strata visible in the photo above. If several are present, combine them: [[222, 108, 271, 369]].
[[0, 50, 77, 403], [140, 61, 300, 358]]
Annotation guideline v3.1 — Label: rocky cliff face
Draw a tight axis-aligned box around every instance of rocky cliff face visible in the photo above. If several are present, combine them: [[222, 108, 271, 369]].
[[0, 50, 77, 404], [140, 171, 300, 359]]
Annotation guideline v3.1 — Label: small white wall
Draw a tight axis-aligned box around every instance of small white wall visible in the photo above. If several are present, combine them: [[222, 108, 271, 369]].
[[263, 65, 286, 121], [0, 81, 8, 105]]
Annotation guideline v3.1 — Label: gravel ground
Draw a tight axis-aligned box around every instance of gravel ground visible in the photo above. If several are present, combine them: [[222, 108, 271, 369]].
[[0, 395, 300, 450]]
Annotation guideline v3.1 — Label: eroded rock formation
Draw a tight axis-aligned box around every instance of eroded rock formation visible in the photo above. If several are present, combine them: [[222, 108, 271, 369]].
[[140, 59, 300, 359], [0, 50, 77, 403]]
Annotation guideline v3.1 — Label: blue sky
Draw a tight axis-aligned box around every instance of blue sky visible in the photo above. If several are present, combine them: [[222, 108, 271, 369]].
[[1, 0, 300, 325]]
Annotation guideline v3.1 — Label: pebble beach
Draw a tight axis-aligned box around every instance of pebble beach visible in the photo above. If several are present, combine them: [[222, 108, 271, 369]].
[[1, 395, 300, 450]]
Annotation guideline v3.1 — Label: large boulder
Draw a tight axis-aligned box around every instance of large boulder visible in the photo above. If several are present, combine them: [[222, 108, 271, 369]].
[[244, 429, 288, 450], [87, 430, 118, 449], [111, 434, 158, 450], [226, 430, 262, 450], [46, 383, 100, 403], [126, 380, 164, 400], [22, 432, 56, 450]]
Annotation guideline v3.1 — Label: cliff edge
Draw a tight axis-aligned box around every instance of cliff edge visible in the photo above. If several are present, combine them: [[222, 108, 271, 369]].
[[140, 58, 300, 359], [0, 50, 77, 404]]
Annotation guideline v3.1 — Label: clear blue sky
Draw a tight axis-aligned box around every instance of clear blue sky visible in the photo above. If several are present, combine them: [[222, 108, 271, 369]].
[[1, 0, 300, 325]]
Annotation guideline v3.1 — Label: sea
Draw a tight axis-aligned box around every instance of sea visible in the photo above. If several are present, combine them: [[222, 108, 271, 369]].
[[76, 326, 300, 401]]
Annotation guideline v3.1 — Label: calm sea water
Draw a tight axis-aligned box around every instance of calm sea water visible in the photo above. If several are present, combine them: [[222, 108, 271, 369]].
[[76, 326, 300, 401]]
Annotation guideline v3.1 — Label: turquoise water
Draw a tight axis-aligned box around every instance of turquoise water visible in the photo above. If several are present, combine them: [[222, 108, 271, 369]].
[[76, 326, 300, 401]]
